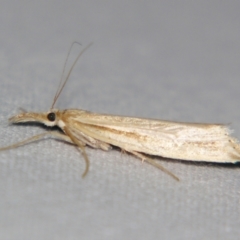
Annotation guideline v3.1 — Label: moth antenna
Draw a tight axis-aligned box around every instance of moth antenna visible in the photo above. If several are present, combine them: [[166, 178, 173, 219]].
[[51, 42, 93, 109], [18, 107, 27, 113], [52, 41, 81, 108]]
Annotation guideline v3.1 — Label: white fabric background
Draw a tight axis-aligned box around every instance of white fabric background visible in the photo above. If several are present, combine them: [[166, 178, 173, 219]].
[[0, 1, 240, 240]]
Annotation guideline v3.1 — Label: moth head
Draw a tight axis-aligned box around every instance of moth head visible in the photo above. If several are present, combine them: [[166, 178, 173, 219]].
[[8, 109, 64, 128]]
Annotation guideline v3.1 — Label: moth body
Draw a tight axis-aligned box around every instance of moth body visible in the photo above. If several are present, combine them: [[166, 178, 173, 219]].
[[8, 109, 240, 165], [1, 43, 240, 181]]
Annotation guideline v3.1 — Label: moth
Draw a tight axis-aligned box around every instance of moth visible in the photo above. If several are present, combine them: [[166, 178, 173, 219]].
[[1, 43, 240, 181]]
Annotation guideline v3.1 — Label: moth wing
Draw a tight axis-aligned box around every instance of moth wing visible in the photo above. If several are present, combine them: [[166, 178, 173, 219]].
[[63, 109, 240, 162]]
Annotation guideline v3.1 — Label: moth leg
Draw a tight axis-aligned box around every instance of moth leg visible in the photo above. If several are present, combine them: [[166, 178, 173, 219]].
[[63, 128, 89, 178], [0, 131, 89, 177], [0, 131, 74, 151], [129, 151, 179, 181], [99, 142, 112, 151], [120, 148, 126, 157]]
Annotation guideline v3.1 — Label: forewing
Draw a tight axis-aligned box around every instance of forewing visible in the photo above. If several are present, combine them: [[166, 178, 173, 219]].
[[62, 109, 240, 162]]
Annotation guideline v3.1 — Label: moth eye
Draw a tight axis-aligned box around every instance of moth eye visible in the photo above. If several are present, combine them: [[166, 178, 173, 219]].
[[47, 112, 56, 122]]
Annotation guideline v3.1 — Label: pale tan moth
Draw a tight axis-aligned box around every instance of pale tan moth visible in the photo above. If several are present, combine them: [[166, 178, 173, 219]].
[[1, 43, 240, 181]]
